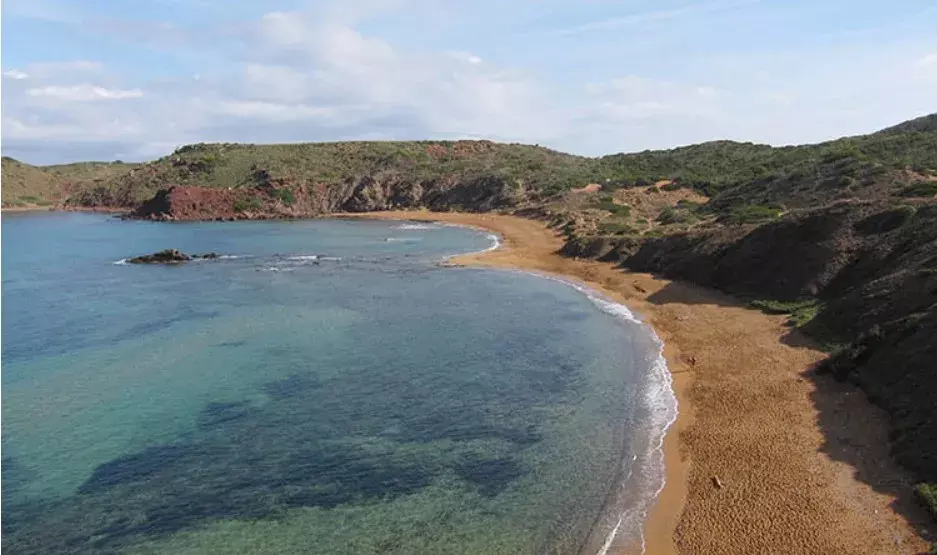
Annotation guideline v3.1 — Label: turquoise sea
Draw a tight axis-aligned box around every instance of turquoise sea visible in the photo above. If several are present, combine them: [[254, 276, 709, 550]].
[[1, 212, 675, 555]]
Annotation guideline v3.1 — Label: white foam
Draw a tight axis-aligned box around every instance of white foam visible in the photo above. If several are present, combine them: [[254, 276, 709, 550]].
[[218, 254, 247, 260], [395, 223, 438, 230], [482, 233, 501, 253], [283, 255, 342, 263], [385, 237, 422, 243], [440, 232, 502, 263], [112, 258, 129, 265], [496, 271, 677, 555]]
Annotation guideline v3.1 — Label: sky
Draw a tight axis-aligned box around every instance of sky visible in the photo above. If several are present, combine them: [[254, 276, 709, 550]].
[[1, 0, 936, 164]]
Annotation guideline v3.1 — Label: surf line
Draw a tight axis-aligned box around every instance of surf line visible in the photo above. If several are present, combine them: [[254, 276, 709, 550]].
[[433, 221, 678, 555]]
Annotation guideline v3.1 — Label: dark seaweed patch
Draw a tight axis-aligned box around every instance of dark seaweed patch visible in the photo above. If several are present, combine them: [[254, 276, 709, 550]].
[[218, 340, 246, 348], [453, 455, 525, 497], [79, 444, 195, 492], [111, 309, 220, 344], [262, 373, 321, 400], [197, 401, 254, 429], [1, 456, 36, 498], [558, 310, 591, 322]]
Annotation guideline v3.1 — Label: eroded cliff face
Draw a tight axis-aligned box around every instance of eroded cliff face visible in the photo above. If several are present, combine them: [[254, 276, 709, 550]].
[[130, 174, 527, 221]]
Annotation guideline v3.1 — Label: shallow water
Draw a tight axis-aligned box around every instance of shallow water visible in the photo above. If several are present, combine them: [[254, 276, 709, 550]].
[[1, 212, 671, 555]]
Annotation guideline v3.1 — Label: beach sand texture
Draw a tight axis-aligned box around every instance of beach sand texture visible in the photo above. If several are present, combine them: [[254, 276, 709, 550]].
[[345, 211, 930, 555]]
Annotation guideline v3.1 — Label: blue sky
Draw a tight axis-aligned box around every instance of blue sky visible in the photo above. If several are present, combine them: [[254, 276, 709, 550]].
[[2, 0, 936, 163]]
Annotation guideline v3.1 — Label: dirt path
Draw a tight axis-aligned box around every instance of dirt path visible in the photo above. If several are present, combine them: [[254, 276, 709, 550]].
[[342, 211, 930, 554]]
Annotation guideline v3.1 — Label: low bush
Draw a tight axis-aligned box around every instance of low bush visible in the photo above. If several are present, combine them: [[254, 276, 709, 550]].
[[750, 298, 822, 327], [597, 221, 636, 236], [723, 204, 783, 224], [233, 197, 262, 213], [657, 206, 698, 225], [592, 199, 631, 217], [899, 181, 937, 198], [271, 188, 297, 205], [917, 483, 937, 521]]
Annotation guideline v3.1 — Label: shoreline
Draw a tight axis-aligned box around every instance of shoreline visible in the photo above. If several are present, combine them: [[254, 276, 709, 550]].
[[1, 205, 127, 214], [343, 210, 930, 554]]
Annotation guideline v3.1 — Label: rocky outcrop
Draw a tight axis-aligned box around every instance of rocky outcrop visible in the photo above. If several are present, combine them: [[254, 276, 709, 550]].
[[128, 173, 527, 222], [128, 249, 219, 264]]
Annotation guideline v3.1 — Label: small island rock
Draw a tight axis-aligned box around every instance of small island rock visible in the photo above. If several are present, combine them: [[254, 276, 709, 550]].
[[127, 249, 220, 264]]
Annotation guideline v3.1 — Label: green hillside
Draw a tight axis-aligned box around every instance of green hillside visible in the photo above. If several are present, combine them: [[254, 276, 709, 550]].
[[1, 157, 64, 207], [1, 158, 139, 208]]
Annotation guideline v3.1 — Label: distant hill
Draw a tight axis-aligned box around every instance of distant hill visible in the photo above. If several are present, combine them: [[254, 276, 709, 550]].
[[877, 113, 937, 135], [1, 157, 64, 207], [1, 158, 138, 208]]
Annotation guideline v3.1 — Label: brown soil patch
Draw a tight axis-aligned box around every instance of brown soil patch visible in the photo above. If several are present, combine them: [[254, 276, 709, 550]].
[[612, 186, 709, 228], [571, 183, 602, 194]]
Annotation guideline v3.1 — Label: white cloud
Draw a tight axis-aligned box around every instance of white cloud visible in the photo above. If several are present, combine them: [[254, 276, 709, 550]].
[[555, 0, 761, 35], [239, 11, 554, 141], [214, 100, 335, 121], [919, 52, 937, 67], [26, 84, 144, 101], [588, 76, 723, 121], [1, 116, 141, 141], [7, 61, 105, 81]]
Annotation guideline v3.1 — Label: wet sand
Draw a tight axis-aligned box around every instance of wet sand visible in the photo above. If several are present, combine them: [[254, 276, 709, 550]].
[[343, 210, 929, 555]]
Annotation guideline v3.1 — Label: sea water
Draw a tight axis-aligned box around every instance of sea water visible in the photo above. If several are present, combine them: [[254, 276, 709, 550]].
[[1, 212, 674, 555]]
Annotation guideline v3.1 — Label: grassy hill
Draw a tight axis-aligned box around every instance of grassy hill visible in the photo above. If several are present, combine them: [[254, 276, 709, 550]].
[[1, 157, 65, 207], [1, 158, 138, 208], [4, 114, 935, 212]]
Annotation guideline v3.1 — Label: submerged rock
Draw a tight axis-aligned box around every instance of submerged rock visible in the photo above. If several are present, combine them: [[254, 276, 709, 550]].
[[127, 249, 219, 264]]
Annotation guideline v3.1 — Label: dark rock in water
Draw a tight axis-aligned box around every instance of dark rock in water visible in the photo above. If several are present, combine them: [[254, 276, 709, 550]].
[[128, 249, 191, 264], [127, 250, 220, 264]]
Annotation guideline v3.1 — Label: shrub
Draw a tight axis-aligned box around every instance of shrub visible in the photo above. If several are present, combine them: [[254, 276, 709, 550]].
[[272, 188, 296, 205], [750, 299, 822, 327], [917, 483, 937, 521], [597, 221, 636, 236], [899, 181, 937, 198], [661, 181, 682, 192], [592, 198, 631, 217], [233, 197, 262, 213], [657, 206, 698, 225], [723, 204, 783, 224]]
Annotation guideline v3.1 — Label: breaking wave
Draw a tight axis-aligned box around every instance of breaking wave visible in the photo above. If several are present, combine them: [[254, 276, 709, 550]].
[[395, 223, 439, 230]]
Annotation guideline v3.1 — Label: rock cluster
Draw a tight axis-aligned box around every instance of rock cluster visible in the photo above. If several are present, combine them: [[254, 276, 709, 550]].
[[127, 249, 219, 264]]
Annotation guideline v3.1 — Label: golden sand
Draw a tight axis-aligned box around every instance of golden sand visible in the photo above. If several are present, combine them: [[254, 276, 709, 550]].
[[343, 210, 929, 555]]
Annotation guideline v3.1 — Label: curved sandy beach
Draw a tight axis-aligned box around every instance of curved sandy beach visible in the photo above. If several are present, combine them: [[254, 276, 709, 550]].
[[342, 210, 930, 555]]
